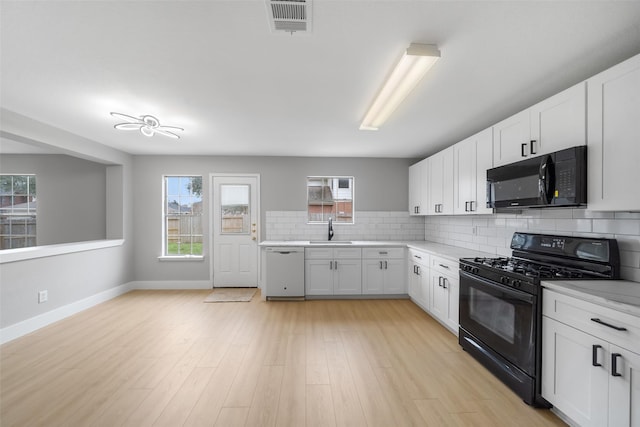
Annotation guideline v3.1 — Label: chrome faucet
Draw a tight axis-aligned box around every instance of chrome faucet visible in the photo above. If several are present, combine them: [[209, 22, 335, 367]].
[[328, 217, 334, 241]]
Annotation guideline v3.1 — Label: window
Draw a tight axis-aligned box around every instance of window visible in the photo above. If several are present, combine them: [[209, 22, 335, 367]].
[[220, 184, 250, 234], [164, 176, 203, 256], [0, 175, 37, 249], [307, 176, 354, 223]]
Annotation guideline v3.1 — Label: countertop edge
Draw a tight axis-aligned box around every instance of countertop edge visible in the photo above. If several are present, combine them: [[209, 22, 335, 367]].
[[542, 280, 640, 317], [259, 240, 493, 262]]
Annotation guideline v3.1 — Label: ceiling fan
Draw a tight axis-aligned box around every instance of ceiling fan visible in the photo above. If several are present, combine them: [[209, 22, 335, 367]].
[[110, 112, 184, 139]]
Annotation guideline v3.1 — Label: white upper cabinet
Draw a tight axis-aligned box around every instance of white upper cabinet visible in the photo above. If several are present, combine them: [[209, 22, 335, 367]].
[[492, 109, 531, 166], [428, 146, 454, 215], [408, 158, 429, 215], [453, 128, 493, 215], [587, 53, 640, 211], [530, 82, 586, 154], [493, 82, 586, 166]]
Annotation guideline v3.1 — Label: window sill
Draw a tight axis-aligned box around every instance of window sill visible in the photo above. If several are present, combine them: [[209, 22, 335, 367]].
[[157, 255, 205, 262], [0, 239, 125, 264]]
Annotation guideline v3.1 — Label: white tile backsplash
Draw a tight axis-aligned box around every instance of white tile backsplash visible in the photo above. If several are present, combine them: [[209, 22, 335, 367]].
[[425, 208, 640, 282], [265, 211, 425, 241], [265, 208, 640, 282]]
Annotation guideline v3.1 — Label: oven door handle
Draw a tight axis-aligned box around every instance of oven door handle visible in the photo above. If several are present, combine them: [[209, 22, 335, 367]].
[[460, 271, 534, 303]]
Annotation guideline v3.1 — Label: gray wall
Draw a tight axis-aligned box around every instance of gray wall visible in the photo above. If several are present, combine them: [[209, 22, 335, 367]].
[[1, 154, 107, 245], [132, 155, 415, 281], [0, 109, 134, 330]]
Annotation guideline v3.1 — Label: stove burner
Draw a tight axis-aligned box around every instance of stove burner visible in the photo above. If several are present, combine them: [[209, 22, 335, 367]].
[[469, 257, 588, 280]]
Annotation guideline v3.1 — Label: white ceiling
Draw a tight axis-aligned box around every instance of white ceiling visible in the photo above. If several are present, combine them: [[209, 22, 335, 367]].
[[2, 1, 640, 159]]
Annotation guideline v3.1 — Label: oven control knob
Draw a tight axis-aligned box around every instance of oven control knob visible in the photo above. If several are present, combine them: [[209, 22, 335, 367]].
[[472, 267, 479, 274], [501, 276, 510, 285], [513, 280, 521, 288]]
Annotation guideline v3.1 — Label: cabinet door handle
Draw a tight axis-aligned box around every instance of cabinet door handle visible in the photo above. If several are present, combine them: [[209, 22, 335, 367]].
[[384, 261, 388, 270], [611, 353, 623, 377], [521, 142, 528, 157], [380, 261, 383, 270], [416, 266, 420, 276], [438, 276, 442, 287], [334, 261, 338, 270], [590, 318, 627, 331], [442, 278, 447, 289], [530, 140, 537, 155], [470, 201, 475, 212], [592, 344, 603, 367], [329, 261, 333, 270], [464, 201, 469, 212]]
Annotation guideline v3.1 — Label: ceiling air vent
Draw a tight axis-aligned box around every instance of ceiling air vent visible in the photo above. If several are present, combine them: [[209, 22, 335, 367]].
[[266, 0, 313, 34]]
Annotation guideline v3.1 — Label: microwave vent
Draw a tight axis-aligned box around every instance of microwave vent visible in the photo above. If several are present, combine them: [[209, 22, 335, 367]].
[[266, 0, 313, 34]]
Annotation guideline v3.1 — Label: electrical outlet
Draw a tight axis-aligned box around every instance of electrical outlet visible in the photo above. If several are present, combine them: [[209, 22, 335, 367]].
[[38, 290, 48, 304]]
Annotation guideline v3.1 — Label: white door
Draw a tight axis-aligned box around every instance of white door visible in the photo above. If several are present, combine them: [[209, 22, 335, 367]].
[[212, 175, 259, 287]]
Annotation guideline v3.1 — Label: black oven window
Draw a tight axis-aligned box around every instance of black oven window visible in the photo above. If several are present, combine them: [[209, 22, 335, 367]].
[[469, 288, 516, 344]]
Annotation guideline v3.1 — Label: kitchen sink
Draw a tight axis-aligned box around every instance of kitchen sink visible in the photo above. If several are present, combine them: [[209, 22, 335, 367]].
[[308, 241, 353, 244]]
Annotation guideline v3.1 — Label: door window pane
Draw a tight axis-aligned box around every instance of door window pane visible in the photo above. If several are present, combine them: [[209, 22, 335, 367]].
[[221, 184, 250, 234]]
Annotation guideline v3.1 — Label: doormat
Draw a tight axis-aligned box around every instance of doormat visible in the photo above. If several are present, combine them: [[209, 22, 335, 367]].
[[204, 288, 257, 303]]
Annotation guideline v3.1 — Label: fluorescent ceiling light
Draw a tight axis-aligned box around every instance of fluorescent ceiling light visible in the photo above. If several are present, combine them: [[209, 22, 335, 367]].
[[360, 43, 440, 131]]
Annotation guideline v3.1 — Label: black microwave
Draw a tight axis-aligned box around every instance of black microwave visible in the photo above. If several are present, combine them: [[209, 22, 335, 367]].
[[487, 146, 587, 209]]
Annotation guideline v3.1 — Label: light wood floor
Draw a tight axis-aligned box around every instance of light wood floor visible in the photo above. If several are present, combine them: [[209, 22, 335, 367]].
[[1, 290, 566, 426]]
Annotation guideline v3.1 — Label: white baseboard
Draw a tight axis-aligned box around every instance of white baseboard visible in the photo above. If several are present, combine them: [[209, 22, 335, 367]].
[[1, 280, 218, 344], [130, 280, 212, 290], [0, 282, 133, 345]]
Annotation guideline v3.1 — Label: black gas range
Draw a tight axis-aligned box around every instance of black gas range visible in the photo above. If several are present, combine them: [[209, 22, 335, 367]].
[[458, 232, 620, 407]]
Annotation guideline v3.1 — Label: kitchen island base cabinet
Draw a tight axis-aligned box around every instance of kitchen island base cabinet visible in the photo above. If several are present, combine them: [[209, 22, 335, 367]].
[[542, 288, 640, 427]]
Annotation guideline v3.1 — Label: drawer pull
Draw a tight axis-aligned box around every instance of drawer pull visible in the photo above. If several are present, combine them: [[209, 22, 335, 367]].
[[379, 251, 388, 255], [592, 344, 603, 367], [611, 353, 623, 377], [414, 255, 422, 259], [590, 318, 627, 331], [439, 263, 450, 269]]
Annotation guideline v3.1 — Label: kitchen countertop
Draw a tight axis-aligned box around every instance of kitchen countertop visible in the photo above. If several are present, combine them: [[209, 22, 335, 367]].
[[542, 280, 640, 317], [259, 240, 493, 263], [259, 240, 408, 247]]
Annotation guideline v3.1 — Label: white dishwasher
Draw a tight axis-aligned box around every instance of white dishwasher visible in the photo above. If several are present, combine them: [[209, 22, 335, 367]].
[[264, 247, 305, 300]]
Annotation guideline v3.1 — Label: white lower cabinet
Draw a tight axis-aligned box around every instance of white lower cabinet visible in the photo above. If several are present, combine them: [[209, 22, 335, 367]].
[[362, 248, 406, 294], [542, 317, 609, 427], [305, 248, 362, 295], [609, 344, 640, 427], [408, 250, 430, 311], [542, 288, 640, 427], [429, 255, 460, 333]]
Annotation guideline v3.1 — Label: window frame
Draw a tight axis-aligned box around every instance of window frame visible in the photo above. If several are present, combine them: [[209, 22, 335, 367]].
[[306, 176, 355, 224], [0, 174, 37, 250], [161, 175, 204, 259]]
